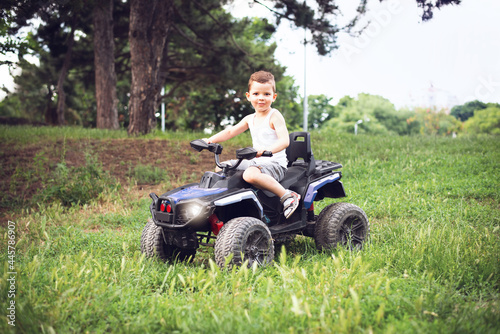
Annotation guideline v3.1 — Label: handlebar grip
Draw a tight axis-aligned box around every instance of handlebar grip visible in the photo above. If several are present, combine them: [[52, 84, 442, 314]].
[[262, 151, 273, 157]]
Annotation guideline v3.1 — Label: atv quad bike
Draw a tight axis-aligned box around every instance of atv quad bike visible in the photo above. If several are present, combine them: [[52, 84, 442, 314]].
[[141, 132, 369, 268]]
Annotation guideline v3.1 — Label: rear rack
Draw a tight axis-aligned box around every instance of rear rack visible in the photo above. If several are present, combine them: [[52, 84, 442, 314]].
[[315, 160, 342, 173]]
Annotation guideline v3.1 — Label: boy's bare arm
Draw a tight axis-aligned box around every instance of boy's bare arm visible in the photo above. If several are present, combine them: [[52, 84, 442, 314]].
[[205, 117, 249, 144], [257, 111, 289, 156]]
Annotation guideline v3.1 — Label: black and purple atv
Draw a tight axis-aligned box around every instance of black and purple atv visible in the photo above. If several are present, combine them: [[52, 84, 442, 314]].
[[141, 132, 369, 268]]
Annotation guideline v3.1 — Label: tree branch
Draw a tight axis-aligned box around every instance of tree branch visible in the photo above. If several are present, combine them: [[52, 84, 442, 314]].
[[172, 24, 210, 49], [192, 0, 250, 57]]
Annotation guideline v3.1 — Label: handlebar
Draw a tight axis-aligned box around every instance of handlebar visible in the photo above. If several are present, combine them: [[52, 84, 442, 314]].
[[190, 139, 273, 174]]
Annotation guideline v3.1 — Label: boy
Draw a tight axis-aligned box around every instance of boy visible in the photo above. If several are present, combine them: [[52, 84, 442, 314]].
[[203, 71, 300, 219]]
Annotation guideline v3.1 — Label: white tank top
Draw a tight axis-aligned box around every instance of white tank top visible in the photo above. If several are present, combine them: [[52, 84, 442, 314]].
[[248, 109, 288, 168]]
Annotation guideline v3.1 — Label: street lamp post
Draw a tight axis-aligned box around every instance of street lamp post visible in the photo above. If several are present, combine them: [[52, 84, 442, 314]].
[[161, 86, 165, 132], [303, 22, 308, 132], [355, 118, 370, 135], [355, 119, 363, 135]]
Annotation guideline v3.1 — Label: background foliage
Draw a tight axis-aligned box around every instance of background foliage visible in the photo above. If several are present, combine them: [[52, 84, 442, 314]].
[[2, 0, 498, 135]]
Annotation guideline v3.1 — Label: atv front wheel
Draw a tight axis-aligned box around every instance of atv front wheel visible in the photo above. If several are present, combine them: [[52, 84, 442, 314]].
[[141, 219, 196, 262], [214, 217, 274, 268], [314, 203, 369, 251]]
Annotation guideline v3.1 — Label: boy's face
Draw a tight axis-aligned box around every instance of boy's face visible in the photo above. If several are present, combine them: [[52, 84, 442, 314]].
[[246, 81, 277, 113]]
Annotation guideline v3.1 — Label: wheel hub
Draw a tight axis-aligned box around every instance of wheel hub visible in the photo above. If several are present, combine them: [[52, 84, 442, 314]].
[[249, 245, 259, 258]]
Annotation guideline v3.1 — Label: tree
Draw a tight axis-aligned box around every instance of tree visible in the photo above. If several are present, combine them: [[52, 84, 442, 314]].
[[253, 0, 462, 53], [54, 20, 76, 125], [0, 3, 28, 66], [159, 15, 292, 131], [372, 105, 415, 136], [464, 107, 500, 135], [1, 0, 462, 132], [127, 0, 285, 134], [0, 0, 92, 125], [324, 93, 395, 135], [407, 107, 462, 135], [93, 0, 119, 129], [1, 0, 287, 129], [127, 0, 173, 135], [324, 94, 464, 136], [126, 0, 463, 135], [0, 0, 129, 127], [274, 75, 302, 130], [306, 94, 336, 129], [450, 100, 487, 122], [126, 0, 358, 134], [415, 0, 461, 21]]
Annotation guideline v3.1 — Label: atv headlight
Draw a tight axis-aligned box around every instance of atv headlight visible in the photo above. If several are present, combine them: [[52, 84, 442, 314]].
[[177, 202, 204, 223], [186, 203, 202, 219]]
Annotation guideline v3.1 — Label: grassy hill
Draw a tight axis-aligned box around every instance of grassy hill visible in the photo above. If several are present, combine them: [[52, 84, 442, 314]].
[[1, 125, 499, 333]]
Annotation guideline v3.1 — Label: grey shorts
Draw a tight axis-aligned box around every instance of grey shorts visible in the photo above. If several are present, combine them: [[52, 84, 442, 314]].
[[227, 159, 287, 182]]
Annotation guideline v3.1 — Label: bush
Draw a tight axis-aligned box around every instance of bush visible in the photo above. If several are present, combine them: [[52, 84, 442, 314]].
[[464, 106, 500, 135], [36, 153, 119, 207], [407, 108, 462, 135]]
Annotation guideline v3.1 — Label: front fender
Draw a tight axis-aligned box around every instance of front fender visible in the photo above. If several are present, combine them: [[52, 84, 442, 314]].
[[213, 190, 264, 222]]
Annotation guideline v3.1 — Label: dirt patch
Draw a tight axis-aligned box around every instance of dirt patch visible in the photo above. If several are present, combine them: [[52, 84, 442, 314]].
[[1, 138, 239, 219]]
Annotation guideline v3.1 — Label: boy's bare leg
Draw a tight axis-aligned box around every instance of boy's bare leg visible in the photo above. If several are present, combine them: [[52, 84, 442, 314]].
[[243, 166, 301, 219], [243, 166, 286, 198]]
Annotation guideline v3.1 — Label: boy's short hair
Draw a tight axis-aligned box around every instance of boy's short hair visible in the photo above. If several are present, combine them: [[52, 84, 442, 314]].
[[248, 71, 276, 93]]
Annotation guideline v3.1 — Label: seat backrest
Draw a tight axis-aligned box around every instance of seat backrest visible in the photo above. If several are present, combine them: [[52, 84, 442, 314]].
[[286, 132, 316, 176]]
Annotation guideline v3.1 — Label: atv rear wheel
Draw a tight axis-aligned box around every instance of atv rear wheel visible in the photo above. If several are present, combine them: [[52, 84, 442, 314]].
[[141, 219, 196, 262], [314, 203, 369, 251], [214, 217, 274, 268]]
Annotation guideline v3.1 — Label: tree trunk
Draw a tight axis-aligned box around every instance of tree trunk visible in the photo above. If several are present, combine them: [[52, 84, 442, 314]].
[[55, 24, 76, 126], [127, 0, 173, 135], [93, 0, 119, 130]]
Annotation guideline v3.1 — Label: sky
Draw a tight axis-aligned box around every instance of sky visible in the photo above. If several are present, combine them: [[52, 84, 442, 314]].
[[1, 0, 499, 110], [227, 0, 500, 109]]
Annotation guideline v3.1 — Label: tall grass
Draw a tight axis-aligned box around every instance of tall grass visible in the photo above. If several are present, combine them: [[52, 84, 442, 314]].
[[0, 125, 129, 145], [1, 127, 499, 333]]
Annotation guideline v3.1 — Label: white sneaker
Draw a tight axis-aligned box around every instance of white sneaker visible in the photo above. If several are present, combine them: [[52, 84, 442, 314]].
[[281, 191, 301, 219]]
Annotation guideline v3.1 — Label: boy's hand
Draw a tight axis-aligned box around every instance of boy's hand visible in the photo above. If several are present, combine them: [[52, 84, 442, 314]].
[[202, 138, 212, 144], [257, 150, 273, 157]]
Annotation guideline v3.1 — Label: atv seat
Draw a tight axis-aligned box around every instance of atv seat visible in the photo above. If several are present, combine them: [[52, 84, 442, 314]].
[[260, 132, 315, 196], [286, 132, 316, 177], [279, 165, 306, 190], [274, 132, 316, 191]]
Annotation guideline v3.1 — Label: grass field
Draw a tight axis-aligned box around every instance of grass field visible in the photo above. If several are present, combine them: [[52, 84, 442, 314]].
[[1, 126, 499, 333]]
